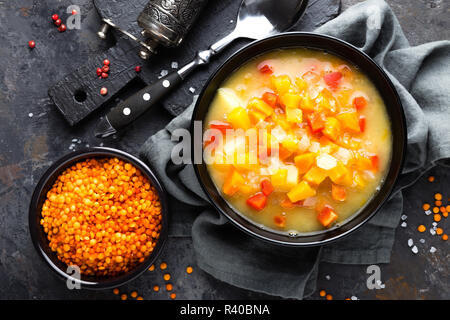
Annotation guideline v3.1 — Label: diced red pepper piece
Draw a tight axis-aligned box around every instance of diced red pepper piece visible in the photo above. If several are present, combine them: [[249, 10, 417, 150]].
[[359, 115, 366, 132], [317, 206, 338, 227], [258, 61, 273, 74], [307, 112, 326, 133], [353, 96, 367, 110], [370, 154, 379, 171], [323, 72, 342, 89], [209, 120, 233, 134], [246, 192, 267, 211], [331, 184, 346, 201], [262, 92, 278, 107], [261, 179, 274, 196]]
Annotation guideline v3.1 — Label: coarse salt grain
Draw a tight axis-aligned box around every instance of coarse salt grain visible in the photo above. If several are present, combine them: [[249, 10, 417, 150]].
[[400, 222, 407, 228], [401, 215, 407, 220], [351, 296, 358, 300], [429, 246, 436, 253], [430, 228, 436, 235], [189, 87, 196, 93], [171, 61, 178, 69], [158, 69, 168, 79], [411, 246, 418, 254], [425, 210, 432, 215], [28, 113, 33, 117], [419, 239, 425, 244], [325, 275, 331, 280], [407, 239, 413, 247]]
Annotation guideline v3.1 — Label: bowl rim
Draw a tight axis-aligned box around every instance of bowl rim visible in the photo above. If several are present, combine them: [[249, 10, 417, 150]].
[[191, 31, 407, 247], [28, 147, 169, 289]]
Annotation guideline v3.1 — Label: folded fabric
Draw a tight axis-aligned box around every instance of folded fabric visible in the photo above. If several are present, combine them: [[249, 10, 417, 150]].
[[140, 0, 450, 299]]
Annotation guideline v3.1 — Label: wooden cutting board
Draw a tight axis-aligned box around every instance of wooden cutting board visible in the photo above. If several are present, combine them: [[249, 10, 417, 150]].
[[48, 0, 341, 126]]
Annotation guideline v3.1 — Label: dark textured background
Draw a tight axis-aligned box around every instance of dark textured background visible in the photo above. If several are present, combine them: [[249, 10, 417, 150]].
[[0, 0, 448, 300]]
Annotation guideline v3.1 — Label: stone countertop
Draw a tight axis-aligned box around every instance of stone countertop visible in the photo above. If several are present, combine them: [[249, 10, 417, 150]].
[[0, 0, 448, 300]]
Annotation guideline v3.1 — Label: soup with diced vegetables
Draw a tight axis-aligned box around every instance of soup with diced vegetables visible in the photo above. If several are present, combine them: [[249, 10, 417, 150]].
[[203, 48, 392, 233]]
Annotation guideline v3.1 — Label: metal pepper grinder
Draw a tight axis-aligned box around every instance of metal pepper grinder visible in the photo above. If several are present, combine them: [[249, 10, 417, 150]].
[[98, 0, 209, 59]]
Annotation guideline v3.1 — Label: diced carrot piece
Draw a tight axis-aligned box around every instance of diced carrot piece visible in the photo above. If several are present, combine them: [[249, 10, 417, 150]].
[[261, 179, 274, 196], [209, 120, 233, 134], [323, 72, 342, 90], [328, 162, 351, 185], [222, 169, 245, 196], [246, 192, 267, 210], [317, 206, 338, 227], [303, 167, 328, 186], [278, 143, 293, 160], [337, 112, 361, 133], [323, 117, 341, 142], [258, 60, 273, 74], [247, 98, 273, 116], [287, 181, 316, 202], [262, 92, 278, 107], [294, 153, 316, 174], [248, 110, 267, 124], [300, 96, 315, 112], [307, 112, 326, 133], [353, 96, 367, 110], [274, 215, 286, 228], [331, 184, 346, 201], [359, 115, 366, 132]]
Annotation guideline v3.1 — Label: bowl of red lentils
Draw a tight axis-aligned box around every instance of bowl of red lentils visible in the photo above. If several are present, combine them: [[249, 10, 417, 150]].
[[29, 147, 168, 289]]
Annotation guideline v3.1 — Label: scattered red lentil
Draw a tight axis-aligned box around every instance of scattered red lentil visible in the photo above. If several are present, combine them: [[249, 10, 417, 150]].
[[440, 206, 446, 213], [326, 294, 333, 300], [170, 293, 176, 299], [166, 283, 173, 291], [435, 201, 442, 206], [436, 228, 443, 235], [100, 87, 108, 96], [120, 294, 127, 300], [446, 205, 450, 212], [434, 214, 442, 222], [153, 285, 160, 292], [137, 296, 144, 300], [135, 65, 141, 73], [428, 176, 435, 182], [319, 290, 326, 297], [435, 193, 442, 201], [186, 266, 193, 274], [160, 262, 167, 270], [40, 157, 162, 277], [442, 234, 448, 241], [113, 288, 119, 295], [28, 40, 35, 49], [443, 212, 448, 218], [130, 291, 138, 298], [148, 264, 155, 271], [422, 203, 430, 211], [163, 273, 171, 281], [417, 225, 426, 233], [433, 207, 440, 214]]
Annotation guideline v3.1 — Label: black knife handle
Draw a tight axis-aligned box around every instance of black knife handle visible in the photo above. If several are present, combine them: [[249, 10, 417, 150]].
[[107, 71, 182, 130]]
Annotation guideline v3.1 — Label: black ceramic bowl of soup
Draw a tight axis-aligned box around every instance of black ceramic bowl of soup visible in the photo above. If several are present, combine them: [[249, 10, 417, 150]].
[[29, 147, 169, 289], [191, 32, 406, 246]]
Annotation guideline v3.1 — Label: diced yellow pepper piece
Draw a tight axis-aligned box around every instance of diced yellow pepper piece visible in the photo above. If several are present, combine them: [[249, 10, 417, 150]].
[[328, 162, 351, 186], [281, 136, 298, 153], [247, 98, 273, 117], [227, 107, 251, 130], [353, 172, 366, 189], [285, 107, 303, 123], [303, 167, 328, 186], [337, 112, 360, 133], [294, 152, 316, 174], [270, 75, 292, 94], [271, 168, 287, 188], [280, 93, 302, 109], [271, 113, 292, 131], [287, 181, 316, 202], [295, 77, 308, 92], [300, 95, 315, 112], [248, 110, 267, 125], [323, 117, 341, 142], [222, 169, 245, 196]]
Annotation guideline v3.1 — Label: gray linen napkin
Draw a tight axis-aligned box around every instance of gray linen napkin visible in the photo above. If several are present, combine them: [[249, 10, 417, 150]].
[[140, 0, 450, 299]]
